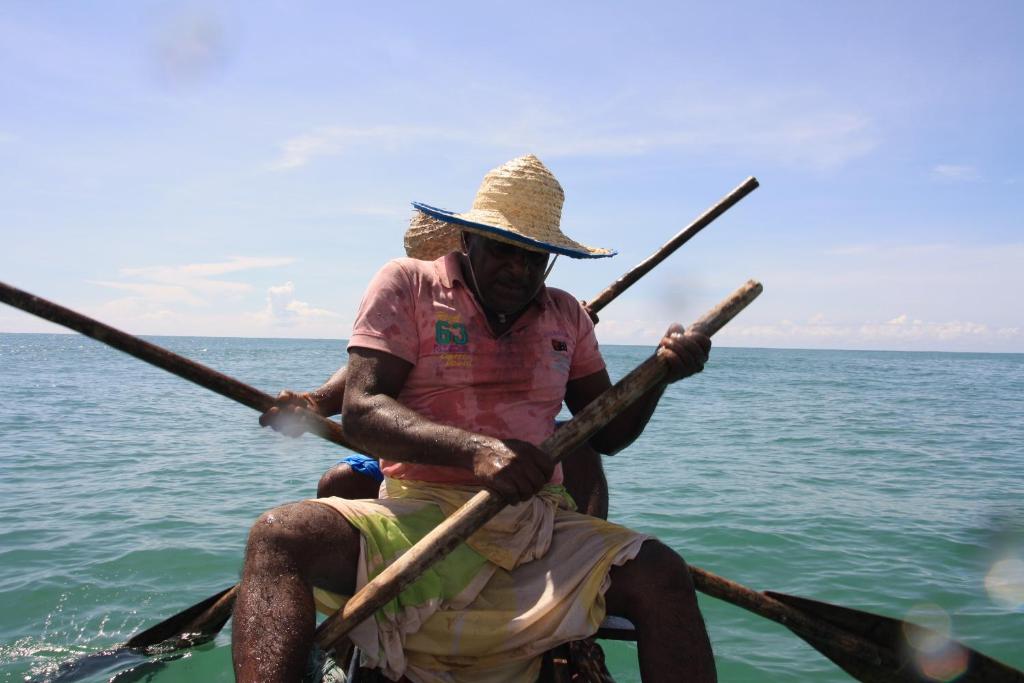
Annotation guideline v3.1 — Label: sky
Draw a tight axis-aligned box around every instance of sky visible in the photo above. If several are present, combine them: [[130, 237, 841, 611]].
[[0, 1, 1021, 352]]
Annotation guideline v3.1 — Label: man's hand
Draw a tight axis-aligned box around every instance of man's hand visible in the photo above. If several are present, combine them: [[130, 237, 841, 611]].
[[258, 390, 321, 438], [657, 323, 711, 383], [471, 438, 554, 504]]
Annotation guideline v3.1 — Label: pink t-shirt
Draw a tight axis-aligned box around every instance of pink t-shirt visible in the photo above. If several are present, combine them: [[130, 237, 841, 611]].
[[347, 253, 606, 486]]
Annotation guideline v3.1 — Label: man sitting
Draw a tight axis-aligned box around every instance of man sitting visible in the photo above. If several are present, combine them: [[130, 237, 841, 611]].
[[232, 154, 716, 682]]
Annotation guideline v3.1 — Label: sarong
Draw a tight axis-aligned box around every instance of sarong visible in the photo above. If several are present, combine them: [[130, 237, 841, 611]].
[[311, 478, 648, 683]]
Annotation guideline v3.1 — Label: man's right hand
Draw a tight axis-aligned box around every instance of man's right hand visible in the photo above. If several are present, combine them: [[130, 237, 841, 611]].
[[259, 390, 321, 438], [471, 438, 554, 504]]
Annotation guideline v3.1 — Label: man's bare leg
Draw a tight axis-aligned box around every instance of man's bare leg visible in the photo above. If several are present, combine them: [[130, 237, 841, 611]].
[[605, 540, 717, 682], [232, 501, 360, 683]]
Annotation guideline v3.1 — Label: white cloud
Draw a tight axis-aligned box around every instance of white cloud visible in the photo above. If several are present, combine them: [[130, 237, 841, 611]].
[[592, 237, 1023, 352], [823, 245, 875, 256], [91, 296, 184, 324], [251, 281, 341, 326], [493, 85, 878, 169], [88, 281, 205, 306], [712, 315, 1022, 351], [121, 255, 295, 280], [531, 111, 876, 170], [270, 125, 451, 170], [94, 256, 297, 306], [697, 241, 1024, 351], [483, 113, 872, 169], [858, 318, 993, 341], [932, 164, 980, 182], [269, 90, 877, 172], [593, 317, 668, 345]]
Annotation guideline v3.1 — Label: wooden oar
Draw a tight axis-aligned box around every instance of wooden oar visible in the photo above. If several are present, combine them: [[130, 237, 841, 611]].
[[0, 280, 364, 454], [123, 585, 238, 650], [584, 176, 758, 316], [312, 280, 763, 650]]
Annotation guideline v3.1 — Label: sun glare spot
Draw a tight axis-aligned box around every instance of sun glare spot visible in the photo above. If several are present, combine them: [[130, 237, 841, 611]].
[[985, 557, 1024, 610], [901, 604, 968, 681], [915, 643, 970, 682], [903, 603, 952, 650]]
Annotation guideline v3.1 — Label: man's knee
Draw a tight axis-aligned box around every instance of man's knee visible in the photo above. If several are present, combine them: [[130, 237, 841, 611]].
[[244, 501, 360, 594], [246, 502, 319, 559], [316, 464, 380, 499], [637, 540, 694, 586], [607, 540, 696, 614]]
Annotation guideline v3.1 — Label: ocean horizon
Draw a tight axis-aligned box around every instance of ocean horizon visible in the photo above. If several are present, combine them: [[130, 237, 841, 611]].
[[4, 329, 1022, 356]]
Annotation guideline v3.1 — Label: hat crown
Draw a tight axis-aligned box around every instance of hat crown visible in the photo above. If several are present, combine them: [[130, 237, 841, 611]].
[[468, 154, 564, 238]]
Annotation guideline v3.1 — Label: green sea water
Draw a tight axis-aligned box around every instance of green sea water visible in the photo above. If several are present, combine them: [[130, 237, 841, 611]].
[[1, 333, 1022, 682]]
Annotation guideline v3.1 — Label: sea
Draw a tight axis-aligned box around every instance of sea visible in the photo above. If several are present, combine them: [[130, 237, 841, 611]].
[[0, 333, 1021, 682]]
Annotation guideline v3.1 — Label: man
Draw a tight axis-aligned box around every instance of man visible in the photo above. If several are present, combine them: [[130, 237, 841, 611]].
[[260, 210, 609, 517], [233, 154, 716, 682]]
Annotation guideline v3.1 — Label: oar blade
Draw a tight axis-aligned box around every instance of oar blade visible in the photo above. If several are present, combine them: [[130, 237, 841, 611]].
[[766, 591, 1024, 683], [36, 586, 235, 683], [125, 585, 237, 650]]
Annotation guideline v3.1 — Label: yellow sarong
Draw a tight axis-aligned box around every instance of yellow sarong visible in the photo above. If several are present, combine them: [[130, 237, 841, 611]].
[[311, 478, 648, 683]]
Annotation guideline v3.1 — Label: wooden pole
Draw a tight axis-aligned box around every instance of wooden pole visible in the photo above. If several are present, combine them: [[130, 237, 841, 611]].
[[584, 177, 758, 316], [314, 280, 763, 651], [0, 280, 363, 453]]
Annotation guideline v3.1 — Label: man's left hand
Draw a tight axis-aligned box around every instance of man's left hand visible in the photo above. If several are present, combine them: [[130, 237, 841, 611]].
[[657, 323, 711, 383]]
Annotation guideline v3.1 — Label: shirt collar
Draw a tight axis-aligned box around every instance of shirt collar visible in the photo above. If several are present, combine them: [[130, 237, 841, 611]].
[[436, 252, 462, 289]]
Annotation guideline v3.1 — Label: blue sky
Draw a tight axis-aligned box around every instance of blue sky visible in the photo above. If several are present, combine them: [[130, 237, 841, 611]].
[[1, 1, 1021, 351]]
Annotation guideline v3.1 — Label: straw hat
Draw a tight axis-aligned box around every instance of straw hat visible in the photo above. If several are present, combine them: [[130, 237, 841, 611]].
[[403, 210, 462, 261], [404, 154, 615, 260]]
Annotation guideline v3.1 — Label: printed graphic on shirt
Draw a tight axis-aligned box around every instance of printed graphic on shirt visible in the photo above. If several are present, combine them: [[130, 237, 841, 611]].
[[434, 313, 472, 368], [551, 339, 568, 352], [435, 319, 469, 346]]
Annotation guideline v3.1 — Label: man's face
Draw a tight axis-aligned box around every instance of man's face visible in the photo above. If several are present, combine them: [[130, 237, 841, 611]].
[[464, 233, 551, 315]]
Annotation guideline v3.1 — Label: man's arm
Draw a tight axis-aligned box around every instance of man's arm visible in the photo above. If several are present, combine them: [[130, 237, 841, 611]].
[[565, 323, 710, 455], [342, 347, 554, 503], [258, 366, 349, 437], [306, 365, 349, 417]]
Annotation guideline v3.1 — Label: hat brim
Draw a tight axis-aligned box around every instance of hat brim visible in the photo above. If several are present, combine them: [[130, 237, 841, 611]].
[[412, 202, 616, 260]]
